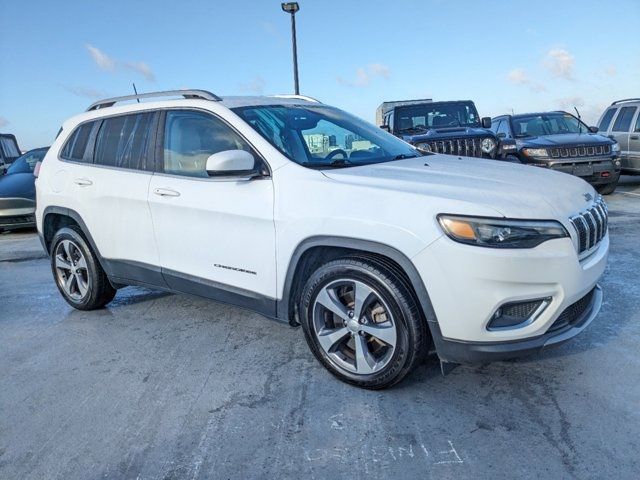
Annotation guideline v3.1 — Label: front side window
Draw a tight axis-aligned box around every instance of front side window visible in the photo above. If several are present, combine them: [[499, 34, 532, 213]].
[[233, 104, 419, 168], [612, 106, 637, 132], [394, 102, 480, 134], [163, 110, 256, 177], [511, 113, 589, 137], [598, 108, 617, 132], [94, 113, 155, 170], [497, 120, 511, 138]]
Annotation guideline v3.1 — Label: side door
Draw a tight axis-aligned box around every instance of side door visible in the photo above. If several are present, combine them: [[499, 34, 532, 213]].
[[628, 109, 640, 172], [66, 112, 163, 285], [610, 106, 636, 167], [148, 109, 276, 314]]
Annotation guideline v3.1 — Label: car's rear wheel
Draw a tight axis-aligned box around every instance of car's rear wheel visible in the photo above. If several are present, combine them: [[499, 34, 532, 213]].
[[300, 257, 428, 389], [51, 227, 116, 310]]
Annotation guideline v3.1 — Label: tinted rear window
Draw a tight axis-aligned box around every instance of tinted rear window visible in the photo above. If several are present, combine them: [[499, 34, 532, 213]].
[[598, 108, 616, 132], [612, 107, 637, 132], [61, 122, 94, 161], [93, 113, 155, 170]]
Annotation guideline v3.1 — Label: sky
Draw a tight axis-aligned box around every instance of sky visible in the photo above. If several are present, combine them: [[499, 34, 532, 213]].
[[1, 0, 638, 150]]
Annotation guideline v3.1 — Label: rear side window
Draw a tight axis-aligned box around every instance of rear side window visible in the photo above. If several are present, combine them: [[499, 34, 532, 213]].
[[94, 113, 155, 170], [0, 136, 20, 159], [163, 110, 256, 178], [598, 108, 616, 132], [61, 122, 94, 161], [612, 107, 637, 132]]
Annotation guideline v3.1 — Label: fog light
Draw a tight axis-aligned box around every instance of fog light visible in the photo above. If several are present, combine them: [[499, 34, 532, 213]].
[[487, 298, 551, 330]]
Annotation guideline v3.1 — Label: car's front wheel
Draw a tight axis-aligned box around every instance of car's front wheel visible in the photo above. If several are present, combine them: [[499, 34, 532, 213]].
[[596, 177, 619, 195], [300, 257, 428, 389], [50, 227, 116, 310]]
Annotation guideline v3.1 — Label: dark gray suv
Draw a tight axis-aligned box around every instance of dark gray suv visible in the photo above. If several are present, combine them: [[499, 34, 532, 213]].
[[597, 98, 640, 174]]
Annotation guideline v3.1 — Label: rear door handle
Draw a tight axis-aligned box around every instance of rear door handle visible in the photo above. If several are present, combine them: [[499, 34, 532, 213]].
[[631, 135, 639, 140], [153, 187, 180, 197], [73, 178, 93, 186]]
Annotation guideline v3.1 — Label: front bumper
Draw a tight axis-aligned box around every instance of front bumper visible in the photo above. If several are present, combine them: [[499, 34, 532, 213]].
[[412, 230, 608, 362], [431, 285, 602, 363], [540, 157, 620, 186], [0, 197, 36, 230]]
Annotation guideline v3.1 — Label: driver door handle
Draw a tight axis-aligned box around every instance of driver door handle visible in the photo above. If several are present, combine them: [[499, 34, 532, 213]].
[[153, 187, 180, 197], [73, 178, 93, 186]]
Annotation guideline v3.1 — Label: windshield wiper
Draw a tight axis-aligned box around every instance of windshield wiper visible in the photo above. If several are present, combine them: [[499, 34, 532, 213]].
[[392, 153, 420, 160]]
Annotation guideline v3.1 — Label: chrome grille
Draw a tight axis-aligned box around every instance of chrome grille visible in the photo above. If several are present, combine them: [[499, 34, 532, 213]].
[[569, 196, 608, 254], [425, 137, 484, 157], [550, 145, 611, 159]]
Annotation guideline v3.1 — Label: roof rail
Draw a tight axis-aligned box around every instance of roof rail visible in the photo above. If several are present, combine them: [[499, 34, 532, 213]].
[[611, 98, 640, 106], [86, 89, 221, 111], [270, 94, 321, 103]]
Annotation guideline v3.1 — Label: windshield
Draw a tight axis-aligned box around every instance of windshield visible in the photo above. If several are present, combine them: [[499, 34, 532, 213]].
[[394, 102, 480, 133], [511, 113, 590, 137], [232, 104, 421, 168], [7, 148, 47, 174]]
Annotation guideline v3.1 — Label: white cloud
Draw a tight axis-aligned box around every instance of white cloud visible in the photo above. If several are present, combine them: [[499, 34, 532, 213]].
[[337, 63, 391, 88], [507, 68, 546, 92], [0, 116, 9, 128], [63, 85, 109, 99], [239, 76, 266, 94], [507, 68, 529, 85], [86, 44, 116, 71], [368, 63, 390, 79], [123, 61, 156, 82], [545, 48, 575, 80], [85, 44, 155, 81]]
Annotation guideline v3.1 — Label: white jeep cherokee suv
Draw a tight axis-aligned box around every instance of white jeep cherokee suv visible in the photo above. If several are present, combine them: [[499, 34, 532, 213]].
[[36, 90, 608, 389]]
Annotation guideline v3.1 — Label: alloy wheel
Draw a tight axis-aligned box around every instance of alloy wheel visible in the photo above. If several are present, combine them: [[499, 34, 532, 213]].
[[312, 278, 397, 375], [54, 239, 90, 301]]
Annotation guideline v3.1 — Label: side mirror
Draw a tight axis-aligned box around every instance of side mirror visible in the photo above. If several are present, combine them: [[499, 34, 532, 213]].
[[205, 150, 260, 178], [481, 117, 492, 129], [588, 126, 599, 133], [379, 125, 391, 132]]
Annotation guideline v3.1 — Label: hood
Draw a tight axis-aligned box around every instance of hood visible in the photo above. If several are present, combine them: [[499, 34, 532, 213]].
[[0, 172, 36, 199], [321, 155, 595, 220], [517, 133, 614, 147], [402, 127, 494, 143]]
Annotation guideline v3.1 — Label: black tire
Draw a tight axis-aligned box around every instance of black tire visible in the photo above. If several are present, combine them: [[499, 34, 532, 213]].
[[50, 227, 116, 310], [596, 179, 618, 195], [299, 257, 428, 389]]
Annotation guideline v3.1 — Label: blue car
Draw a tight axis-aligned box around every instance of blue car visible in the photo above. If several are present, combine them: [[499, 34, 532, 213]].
[[0, 147, 48, 231]]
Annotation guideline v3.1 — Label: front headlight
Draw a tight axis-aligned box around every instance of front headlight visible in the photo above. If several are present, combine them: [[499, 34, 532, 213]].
[[612, 142, 620, 153], [481, 137, 496, 153], [438, 215, 568, 248], [522, 148, 549, 158], [415, 142, 431, 153]]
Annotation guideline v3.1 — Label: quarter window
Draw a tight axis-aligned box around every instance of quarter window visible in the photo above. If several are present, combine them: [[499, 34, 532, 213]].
[[598, 108, 617, 132], [94, 113, 155, 170], [60, 122, 94, 162], [612, 107, 637, 132], [163, 110, 256, 177]]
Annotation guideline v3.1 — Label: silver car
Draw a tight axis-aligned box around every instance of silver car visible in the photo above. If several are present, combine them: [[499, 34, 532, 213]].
[[597, 98, 640, 174]]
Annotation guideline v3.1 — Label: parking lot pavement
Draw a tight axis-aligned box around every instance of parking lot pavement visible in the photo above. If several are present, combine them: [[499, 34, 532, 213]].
[[1, 179, 639, 480]]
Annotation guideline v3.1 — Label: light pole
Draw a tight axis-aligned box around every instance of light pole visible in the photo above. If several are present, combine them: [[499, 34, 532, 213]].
[[281, 2, 300, 95]]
